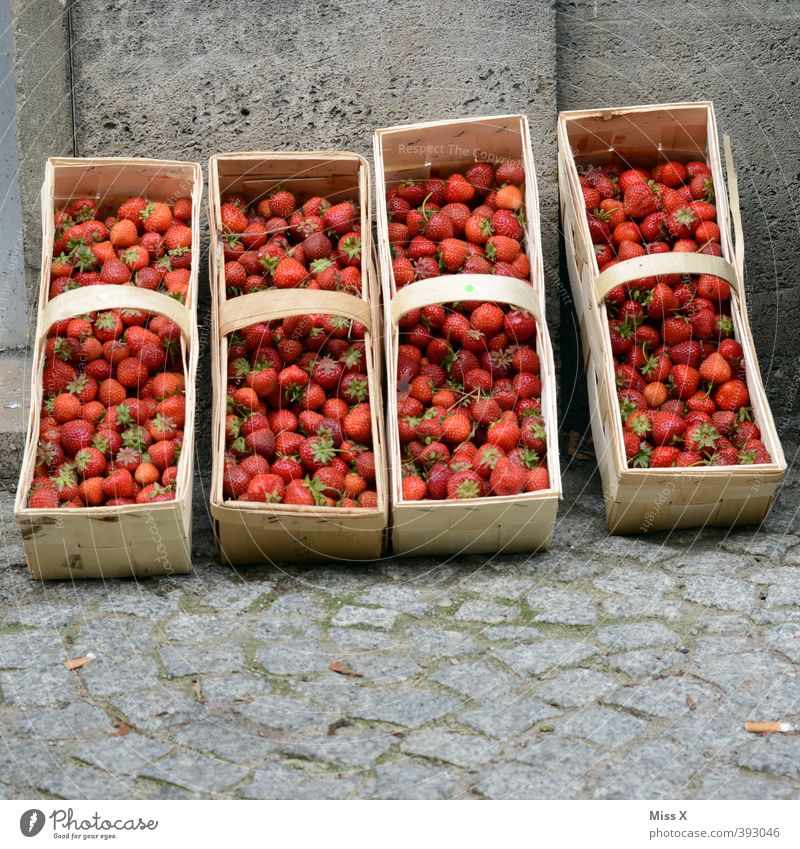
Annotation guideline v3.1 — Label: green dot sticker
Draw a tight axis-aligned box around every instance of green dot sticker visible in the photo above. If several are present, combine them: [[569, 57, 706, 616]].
[[465, 284, 474, 293]]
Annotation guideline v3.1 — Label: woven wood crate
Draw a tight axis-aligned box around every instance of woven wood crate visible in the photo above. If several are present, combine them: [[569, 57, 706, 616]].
[[557, 102, 786, 533], [14, 157, 202, 578], [374, 115, 561, 556], [207, 152, 388, 564]]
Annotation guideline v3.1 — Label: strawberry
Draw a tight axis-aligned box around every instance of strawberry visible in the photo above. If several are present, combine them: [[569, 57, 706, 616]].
[[490, 457, 527, 495], [714, 379, 749, 411], [651, 411, 686, 445], [623, 181, 659, 217], [140, 201, 172, 233], [699, 352, 732, 385]]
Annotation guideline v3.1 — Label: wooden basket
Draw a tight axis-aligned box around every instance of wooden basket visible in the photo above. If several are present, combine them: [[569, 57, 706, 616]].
[[207, 152, 388, 564], [14, 157, 203, 578], [374, 115, 561, 556], [557, 102, 786, 533]]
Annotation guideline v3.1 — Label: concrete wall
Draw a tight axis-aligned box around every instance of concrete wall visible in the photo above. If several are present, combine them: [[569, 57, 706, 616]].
[[9, 0, 74, 340], [9, 0, 800, 427], [0, 0, 26, 347]]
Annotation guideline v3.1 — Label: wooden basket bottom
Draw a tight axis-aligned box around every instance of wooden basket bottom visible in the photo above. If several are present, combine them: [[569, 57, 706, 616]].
[[391, 497, 558, 557], [17, 506, 193, 580], [213, 505, 386, 565]]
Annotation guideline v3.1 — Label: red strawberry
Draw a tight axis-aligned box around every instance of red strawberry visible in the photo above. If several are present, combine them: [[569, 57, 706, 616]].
[[714, 379, 749, 411], [490, 457, 527, 495]]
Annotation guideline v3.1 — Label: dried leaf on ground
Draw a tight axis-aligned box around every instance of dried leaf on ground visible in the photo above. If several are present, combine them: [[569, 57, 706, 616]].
[[329, 661, 364, 678], [65, 653, 94, 671]]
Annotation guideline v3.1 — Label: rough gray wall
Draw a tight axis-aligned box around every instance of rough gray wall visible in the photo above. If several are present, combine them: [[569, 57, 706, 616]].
[[68, 0, 559, 317], [555, 0, 800, 428], [10, 0, 74, 339]]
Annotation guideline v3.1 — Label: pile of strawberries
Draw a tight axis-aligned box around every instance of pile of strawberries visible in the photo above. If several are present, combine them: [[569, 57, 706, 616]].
[[397, 300, 549, 500], [28, 310, 186, 508], [220, 189, 363, 296], [50, 195, 193, 302], [384, 159, 529, 287], [580, 158, 771, 467], [222, 315, 377, 507]]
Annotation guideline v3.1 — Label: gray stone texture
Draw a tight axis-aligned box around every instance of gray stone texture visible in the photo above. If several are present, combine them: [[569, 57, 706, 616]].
[[1, 0, 799, 803]]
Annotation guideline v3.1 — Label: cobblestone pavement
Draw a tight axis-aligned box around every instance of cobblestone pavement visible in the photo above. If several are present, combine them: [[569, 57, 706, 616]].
[[1, 445, 799, 800]]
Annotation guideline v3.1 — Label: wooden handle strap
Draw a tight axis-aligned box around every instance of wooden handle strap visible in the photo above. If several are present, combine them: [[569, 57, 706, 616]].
[[594, 252, 740, 304], [390, 275, 542, 326], [722, 134, 745, 287], [39, 285, 192, 349], [219, 288, 372, 338]]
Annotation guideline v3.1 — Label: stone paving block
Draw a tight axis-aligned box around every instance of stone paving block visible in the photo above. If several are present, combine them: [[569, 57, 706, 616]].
[[555, 705, 648, 748], [331, 606, 398, 629], [461, 697, 560, 739], [593, 566, 676, 595], [98, 588, 180, 620], [3, 604, 77, 629], [371, 762, 456, 800], [496, 640, 596, 677], [534, 669, 617, 708], [342, 653, 422, 684], [512, 735, 604, 777], [400, 729, 501, 769], [405, 627, 477, 659], [736, 737, 800, 782], [15, 701, 112, 740], [327, 628, 395, 652], [764, 623, 800, 662], [165, 613, 244, 642], [528, 587, 597, 625], [482, 625, 545, 641], [431, 660, 518, 701], [174, 718, 274, 764], [280, 732, 396, 769], [254, 639, 330, 676], [475, 763, 584, 799], [199, 672, 271, 707], [454, 599, 517, 623], [36, 765, 135, 799], [354, 585, 439, 616], [598, 622, 680, 651], [240, 763, 359, 800], [234, 694, 324, 731], [72, 732, 172, 774], [459, 573, 534, 600], [721, 532, 797, 560], [0, 664, 78, 705], [82, 656, 160, 696], [765, 582, 800, 608], [691, 652, 793, 693], [683, 575, 757, 612], [349, 689, 462, 728], [601, 593, 684, 622], [0, 738, 67, 787], [578, 535, 679, 566], [605, 678, 719, 718], [73, 618, 153, 659], [112, 689, 205, 733], [139, 751, 249, 795], [269, 592, 328, 619], [699, 768, 794, 800], [605, 649, 682, 678], [592, 739, 704, 799], [0, 631, 65, 668], [203, 581, 274, 612]]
